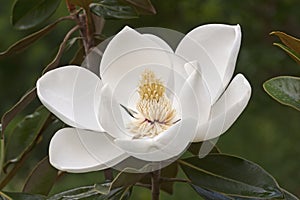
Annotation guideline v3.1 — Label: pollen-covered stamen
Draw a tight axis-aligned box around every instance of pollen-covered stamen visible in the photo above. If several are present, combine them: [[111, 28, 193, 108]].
[[129, 70, 178, 138], [138, 70, 165, 100]]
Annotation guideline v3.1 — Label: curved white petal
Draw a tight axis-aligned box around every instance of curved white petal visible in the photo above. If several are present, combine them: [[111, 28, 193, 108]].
[[180, 61, 211, 126], [98, 84, 131, 139], [188, 24, 241, 89], [114, 118, 197, 161], [100, 26, 186, 92], [37, 66, 104, 132], [176, 24, 241, 104], [49, 128, 128, 173], [193, 74, 251, 142], [143, 34, 174, 53]]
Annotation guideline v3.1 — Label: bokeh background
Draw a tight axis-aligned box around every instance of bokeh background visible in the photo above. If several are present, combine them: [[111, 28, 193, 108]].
[[0, 0, 299, 199]]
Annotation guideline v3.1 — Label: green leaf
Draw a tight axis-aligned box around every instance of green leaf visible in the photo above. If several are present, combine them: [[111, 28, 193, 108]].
[[0, 138, 4, 176], [0, 17, 71, 59], [42, 25, 80, 74], [108, 187, 132, 200], [188, 141, 221, 156], [4, 106, 50, 165], [1, 88, 36, 137], [90, 0, 139, 20], [23, 156, 58, 195], [111, 169, 145, 190], [271, 31, 300, 64], [70, 46, 85, 65], [263, 76, 300, 111], [55, 169, 142, 199], [191, 185, 233, 200], [68, 0, 93, 10], [282, 188, 299, 200], [12, 0, 61, 30], [0, 191, 45, 200], [273, 43, 300, 65], [47, 184, 107, 200], [180, 154, 284, 199], [48, 183, 131, 200], [48, 184, 108, 200], [123, 0, 156, 15], [65, 37, 82, 52], [160, 162, 178, 195]]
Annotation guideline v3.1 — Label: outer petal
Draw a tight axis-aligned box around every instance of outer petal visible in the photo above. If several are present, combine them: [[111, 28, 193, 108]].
[[98, 84, 131, 139], [194, 74, 251, 142], [100, 26, 186, 92], [143, 34, 174, 53], [114, 118, 197, 162], [189, 24, 241, 89], [49, 128, 128, 173], [180, 61, 211, 126], [37, 66, 104, 132], [176, 24, 241, 104]]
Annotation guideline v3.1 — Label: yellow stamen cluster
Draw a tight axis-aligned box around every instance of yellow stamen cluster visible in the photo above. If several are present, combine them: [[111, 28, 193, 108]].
[[129, 69, 178, 138], [138, 70, 165, 101]]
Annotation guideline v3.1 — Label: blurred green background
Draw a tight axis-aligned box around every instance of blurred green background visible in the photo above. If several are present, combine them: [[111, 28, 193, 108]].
[[0, 0, 299, 199]]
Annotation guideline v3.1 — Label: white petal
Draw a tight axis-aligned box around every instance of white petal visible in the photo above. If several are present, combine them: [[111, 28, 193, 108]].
[[114, 118, 197, 162], [193, 74, 251, 142], [176, 24, 241, 104], [49, 128, 128, 173], [180, 61, 211, 126], [100, 26, 185, 91], [37, 66, 104, 132], [98, 84, 131, 139], [188, 24, 241, 88], [143, 34, 174, 53]]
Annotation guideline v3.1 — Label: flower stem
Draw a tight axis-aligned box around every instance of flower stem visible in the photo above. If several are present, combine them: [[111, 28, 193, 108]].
[[65, 0, 93, 55], [151, 170, 161, 200]]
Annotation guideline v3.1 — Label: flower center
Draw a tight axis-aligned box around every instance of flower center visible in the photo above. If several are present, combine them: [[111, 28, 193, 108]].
[[128, 70, 178, 138]]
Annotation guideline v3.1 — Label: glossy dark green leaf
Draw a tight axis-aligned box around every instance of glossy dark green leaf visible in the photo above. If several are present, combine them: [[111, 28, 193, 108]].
[[111, 169, 145, 189], [12, 0, 61, 30], [188, 141, 221, 156], [65, 37, 81, 52], [282, 188, 299, 200], [4, 106, 50, 165], [68, 0, 93, 10], [0, 138, 4, 176], [123, 0, 156, 15], [108, 187, 132, 200], [48, 184, 109, 200], [42, 25, 80, 74], [263, 76, 300, 111], [48, 182, 131, 200], [273, 43, 300, 65], [160, 162, 178, 194], [23, 156, 58, 195], [70, 46, 85, 65], [180, 154, 284, 199], [0, 17, 71, 59], [0, 192, 45, 200], [191, 185, 233, 200], [271, 31, 300, 64], [90, 1, 139, 20], [1, 88, 36, 137]]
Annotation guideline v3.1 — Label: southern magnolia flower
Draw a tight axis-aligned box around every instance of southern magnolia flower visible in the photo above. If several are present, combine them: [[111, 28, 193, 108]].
[[37, 24, 251, 173]]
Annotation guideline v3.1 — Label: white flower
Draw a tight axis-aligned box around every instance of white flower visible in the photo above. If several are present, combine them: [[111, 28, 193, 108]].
[[37, 24, 251, 173]]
